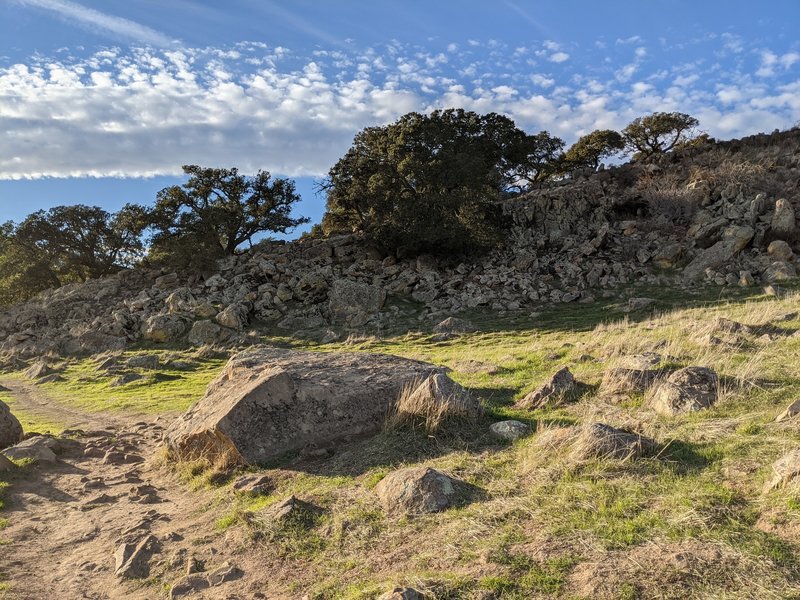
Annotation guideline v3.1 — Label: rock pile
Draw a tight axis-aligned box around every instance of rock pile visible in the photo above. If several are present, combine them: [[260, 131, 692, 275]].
[[1, 129, 799, 361]]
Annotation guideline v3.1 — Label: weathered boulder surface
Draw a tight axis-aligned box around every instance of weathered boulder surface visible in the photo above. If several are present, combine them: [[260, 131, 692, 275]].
[[648, 366, 719, 415], [517, 366, 577, 410], [375, 466, 463, 515], [1, 436, 57, 462], [765, 448, 800, 491], [0, 400, 23, 449], [489, 420, 531, 441], [164, 347, 477, 465]]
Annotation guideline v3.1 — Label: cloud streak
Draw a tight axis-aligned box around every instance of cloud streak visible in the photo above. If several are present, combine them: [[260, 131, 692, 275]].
[[13, 0, 177, 47]]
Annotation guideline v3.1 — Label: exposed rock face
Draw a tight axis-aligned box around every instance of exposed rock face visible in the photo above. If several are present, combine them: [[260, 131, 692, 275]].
[[0, 400, 23, 449], [215, 303, 250, 330], [141, 314, 188, 343], [164, 347, 477, 465], [683, 226, 754, 280], [328, 279, 386, 322], [374, 466, 462, 515], [517, 366, 577, 410], [3, 130, 800, 361], [771, 198, 796, 240], [648, 367, 719, 415]]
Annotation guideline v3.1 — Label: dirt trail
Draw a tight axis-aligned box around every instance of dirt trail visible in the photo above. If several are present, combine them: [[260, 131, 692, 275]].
[[0, 378, 134, 432], [0, 382, 273, 600]]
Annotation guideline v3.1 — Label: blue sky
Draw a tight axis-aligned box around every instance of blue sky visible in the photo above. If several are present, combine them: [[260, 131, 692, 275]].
[[1, 1, 799, 237]]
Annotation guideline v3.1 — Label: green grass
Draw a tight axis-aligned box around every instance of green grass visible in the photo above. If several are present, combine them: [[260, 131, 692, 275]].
[[6, 282, 800, 597], [7, 351, 227, 415], [0, 390, 65, 434]]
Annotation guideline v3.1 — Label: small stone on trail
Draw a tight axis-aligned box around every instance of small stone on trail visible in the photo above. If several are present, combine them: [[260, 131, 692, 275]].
[[114, 534, 160, 579]]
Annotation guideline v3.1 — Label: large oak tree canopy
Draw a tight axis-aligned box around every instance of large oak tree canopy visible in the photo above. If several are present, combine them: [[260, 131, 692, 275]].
[[321, 108, 562, 254], [149, 165, 308, 256]]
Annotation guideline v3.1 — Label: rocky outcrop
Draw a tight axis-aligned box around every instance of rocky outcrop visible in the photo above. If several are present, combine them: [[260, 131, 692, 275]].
[[164, 347, 478, 465], [1, 130, 799, 361]]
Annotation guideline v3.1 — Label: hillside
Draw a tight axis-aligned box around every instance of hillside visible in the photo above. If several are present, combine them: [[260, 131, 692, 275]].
[[1, 129, 800, 599]]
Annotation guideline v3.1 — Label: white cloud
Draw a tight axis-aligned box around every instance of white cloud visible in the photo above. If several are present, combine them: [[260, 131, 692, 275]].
[[549, 52, 570, 63], [1, 37, 799, 180]]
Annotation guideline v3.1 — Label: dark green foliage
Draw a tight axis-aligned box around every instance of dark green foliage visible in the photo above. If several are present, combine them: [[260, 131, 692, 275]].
[[564, 129, 625, 170], [146, 165, 308, 260], [512, 130, 565, 186], [0, 205, 146, 306], [623, 112, 700, 158], [322, 109, 551, 254]]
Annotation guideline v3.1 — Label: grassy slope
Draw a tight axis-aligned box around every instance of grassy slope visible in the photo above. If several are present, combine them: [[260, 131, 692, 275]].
[[5, 284, 800, 597]]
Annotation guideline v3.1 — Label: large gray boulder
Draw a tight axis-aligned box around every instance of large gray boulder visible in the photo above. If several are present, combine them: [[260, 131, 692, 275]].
[[682, 225, 753, 280], [141, 314, 188, 343], [0, 400, 23, 449], [164, 347, 478, 465]]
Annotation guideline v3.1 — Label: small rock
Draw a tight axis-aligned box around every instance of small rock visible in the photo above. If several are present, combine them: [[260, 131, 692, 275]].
[[207, 561, 242, 586], [489, 420, 531, 441], [378, 587, 424, 600], [261, 495, 320, 524], [433, 317, 477, 334], [24, 361, 53, 379], [375, 466, 462, 515], [232, 474, 274, 495], [114, 534, 160, 579], [766, 448, 800, 491], [767, 240, 794, 262], [517, 366, 577, 410], [126, 355, 160, 370], [776, 400, 800, 423], [169, 573, 210, 599], [648, 367, 719, 416], [0, 400, 23, 449]]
